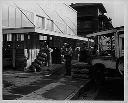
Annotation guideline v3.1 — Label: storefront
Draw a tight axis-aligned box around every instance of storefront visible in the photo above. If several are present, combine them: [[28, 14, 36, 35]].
[[2, 2, 89, 71]]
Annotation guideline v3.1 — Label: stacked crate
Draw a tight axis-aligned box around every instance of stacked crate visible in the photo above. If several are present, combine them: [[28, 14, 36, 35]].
[[71, 62, 91, 79]]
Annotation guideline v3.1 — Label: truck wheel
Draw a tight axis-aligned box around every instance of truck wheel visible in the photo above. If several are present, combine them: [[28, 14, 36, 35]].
[[117, 57, 124, 77], [93, 64, 105, 86]]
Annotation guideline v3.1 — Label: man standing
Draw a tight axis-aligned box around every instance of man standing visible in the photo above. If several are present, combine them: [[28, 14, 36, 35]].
[[62, 43, 73, 76]]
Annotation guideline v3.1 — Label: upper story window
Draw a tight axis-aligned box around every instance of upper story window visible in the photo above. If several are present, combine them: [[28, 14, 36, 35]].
[[7, 34, 12, 41], [39, 35, 47, 40], [36, 15, 45, 29], [16, 34, 24, 41], [45, 19, 54, 31]]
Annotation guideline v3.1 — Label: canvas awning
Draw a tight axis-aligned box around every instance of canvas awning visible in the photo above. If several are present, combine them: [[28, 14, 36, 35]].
[[86, 29, 117, 38], [2, 27, 90, 41]]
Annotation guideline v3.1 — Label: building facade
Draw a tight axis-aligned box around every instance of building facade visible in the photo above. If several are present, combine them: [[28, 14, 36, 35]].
[[71, 3, 113, 37], [2, 1, 79, 70]]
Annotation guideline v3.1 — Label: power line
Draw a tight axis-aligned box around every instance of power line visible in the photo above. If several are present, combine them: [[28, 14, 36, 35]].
[[55, 10, 77, 35], [37, 3, 65, 35], [14, 3, 35, 27], [66, 16, 77, 28]]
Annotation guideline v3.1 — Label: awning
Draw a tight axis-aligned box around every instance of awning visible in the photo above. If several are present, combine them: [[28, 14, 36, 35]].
[[2, 27, 89, 41], [2, 27, 35, 34], [35, 28, 88, 41], [86, 29, 117, 38]]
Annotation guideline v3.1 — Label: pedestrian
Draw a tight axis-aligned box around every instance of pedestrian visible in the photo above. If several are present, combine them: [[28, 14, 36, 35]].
[[40, 41, 50, 66], [62, 43, 73, 76], [75, 46, 80, 61]]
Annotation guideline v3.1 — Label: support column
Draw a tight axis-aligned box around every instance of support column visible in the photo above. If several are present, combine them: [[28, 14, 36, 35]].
[[0, 7, 3, 99], [114, 32, 119, 58], [110, 36, 113, 56], [49, 49, 52, 66], [88, 38, 90, 51], [12, 34, 16, 68], [97, 35, 100, 55]]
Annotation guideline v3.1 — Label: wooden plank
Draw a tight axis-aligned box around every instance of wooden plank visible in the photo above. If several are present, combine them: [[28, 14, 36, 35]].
[[86, 29, 116, 38]]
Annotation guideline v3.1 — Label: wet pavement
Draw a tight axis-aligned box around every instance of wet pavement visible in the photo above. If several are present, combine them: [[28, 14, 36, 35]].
[[3, 72, 91, 100], [3, 61, 91, 100], [3, 61, 124, 101]]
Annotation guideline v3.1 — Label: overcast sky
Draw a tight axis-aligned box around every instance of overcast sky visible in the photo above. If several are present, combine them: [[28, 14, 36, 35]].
[[103, 1, 124, 27], [2, 0, 125, 28]]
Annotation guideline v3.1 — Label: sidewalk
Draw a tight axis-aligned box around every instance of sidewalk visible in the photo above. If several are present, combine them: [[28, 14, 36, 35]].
[[3, 60, 92, 100]]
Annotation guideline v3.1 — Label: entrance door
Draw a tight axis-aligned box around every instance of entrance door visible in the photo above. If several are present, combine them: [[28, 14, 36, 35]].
[[3, 33, 26, 70], [3, 34, 13, 70], [14, 34, 26, 70]]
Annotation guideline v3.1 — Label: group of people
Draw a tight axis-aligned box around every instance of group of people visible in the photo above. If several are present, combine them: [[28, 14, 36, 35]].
[[61, 42, 91, 76], [39, 42, 91, 76]]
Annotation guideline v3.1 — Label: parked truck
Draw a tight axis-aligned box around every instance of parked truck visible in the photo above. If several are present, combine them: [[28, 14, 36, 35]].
[[86, 26, 124, 83]]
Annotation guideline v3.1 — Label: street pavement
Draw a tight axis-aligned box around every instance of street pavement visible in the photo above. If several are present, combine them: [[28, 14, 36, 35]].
[[3, 60, 124, 100], [95, 77, 124, 100], [78, 69, 124, 101], [3, 60, 91, 100]]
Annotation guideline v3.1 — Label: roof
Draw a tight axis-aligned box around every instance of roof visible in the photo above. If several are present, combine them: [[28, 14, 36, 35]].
[[86, 26, 124, 38], [2, 27, 89, 41], [70, 3, 107, 13]]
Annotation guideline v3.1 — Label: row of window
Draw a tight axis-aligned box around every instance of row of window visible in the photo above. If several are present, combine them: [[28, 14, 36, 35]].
[[36, 15, 68, 34], [3, 34, 24, 41], [3, 34, 51, 41], [2, 5, 76, 36]]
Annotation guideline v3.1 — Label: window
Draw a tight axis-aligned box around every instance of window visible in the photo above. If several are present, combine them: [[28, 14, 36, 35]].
[[36, 15, 45, 29], [49, 20, 54, 31], [7, 34, 12, 41], [16, 34, 24, 41], [39, 35, 47, 40], [50, 36, 52, 40]]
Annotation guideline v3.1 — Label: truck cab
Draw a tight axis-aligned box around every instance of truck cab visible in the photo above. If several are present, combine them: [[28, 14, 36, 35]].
[[86, 26, 124, 81]]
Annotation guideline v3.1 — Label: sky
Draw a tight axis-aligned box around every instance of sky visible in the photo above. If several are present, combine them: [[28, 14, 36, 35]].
[[103, 1, 125, 27], [2, 0, 125, 28]]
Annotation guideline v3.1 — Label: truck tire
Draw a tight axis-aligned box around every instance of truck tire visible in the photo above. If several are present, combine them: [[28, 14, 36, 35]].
[[92, 63, 105, 86], [117, 57, 124, 78]]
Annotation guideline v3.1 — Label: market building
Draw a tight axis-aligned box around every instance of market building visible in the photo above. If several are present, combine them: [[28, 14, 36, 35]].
[[2, 1, 88, 71]]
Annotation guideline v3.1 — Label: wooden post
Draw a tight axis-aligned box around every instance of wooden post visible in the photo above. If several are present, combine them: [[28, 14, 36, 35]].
[[114, 32, 119, 58], [97, 35, 100, 55], [88, 38, 90, 51], [0, 7, 3, 79], [49, 50, 52, 66], [110, 36, 113, 56], [12, 34, 16, 68]]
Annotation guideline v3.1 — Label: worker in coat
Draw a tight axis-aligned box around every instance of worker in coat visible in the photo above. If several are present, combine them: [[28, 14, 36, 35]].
[[62, 43, 73, 76]]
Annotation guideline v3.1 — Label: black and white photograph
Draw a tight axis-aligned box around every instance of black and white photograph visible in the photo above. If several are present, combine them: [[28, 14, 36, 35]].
[[1, 0, 127, 102]]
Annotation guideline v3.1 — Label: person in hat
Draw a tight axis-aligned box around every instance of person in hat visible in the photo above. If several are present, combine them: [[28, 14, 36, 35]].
[[62, 43, 73, 76]]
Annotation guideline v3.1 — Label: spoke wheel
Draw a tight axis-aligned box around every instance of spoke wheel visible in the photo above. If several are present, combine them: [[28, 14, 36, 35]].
[[118, 62, 124, 76], [117, 57, 124, 78]]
